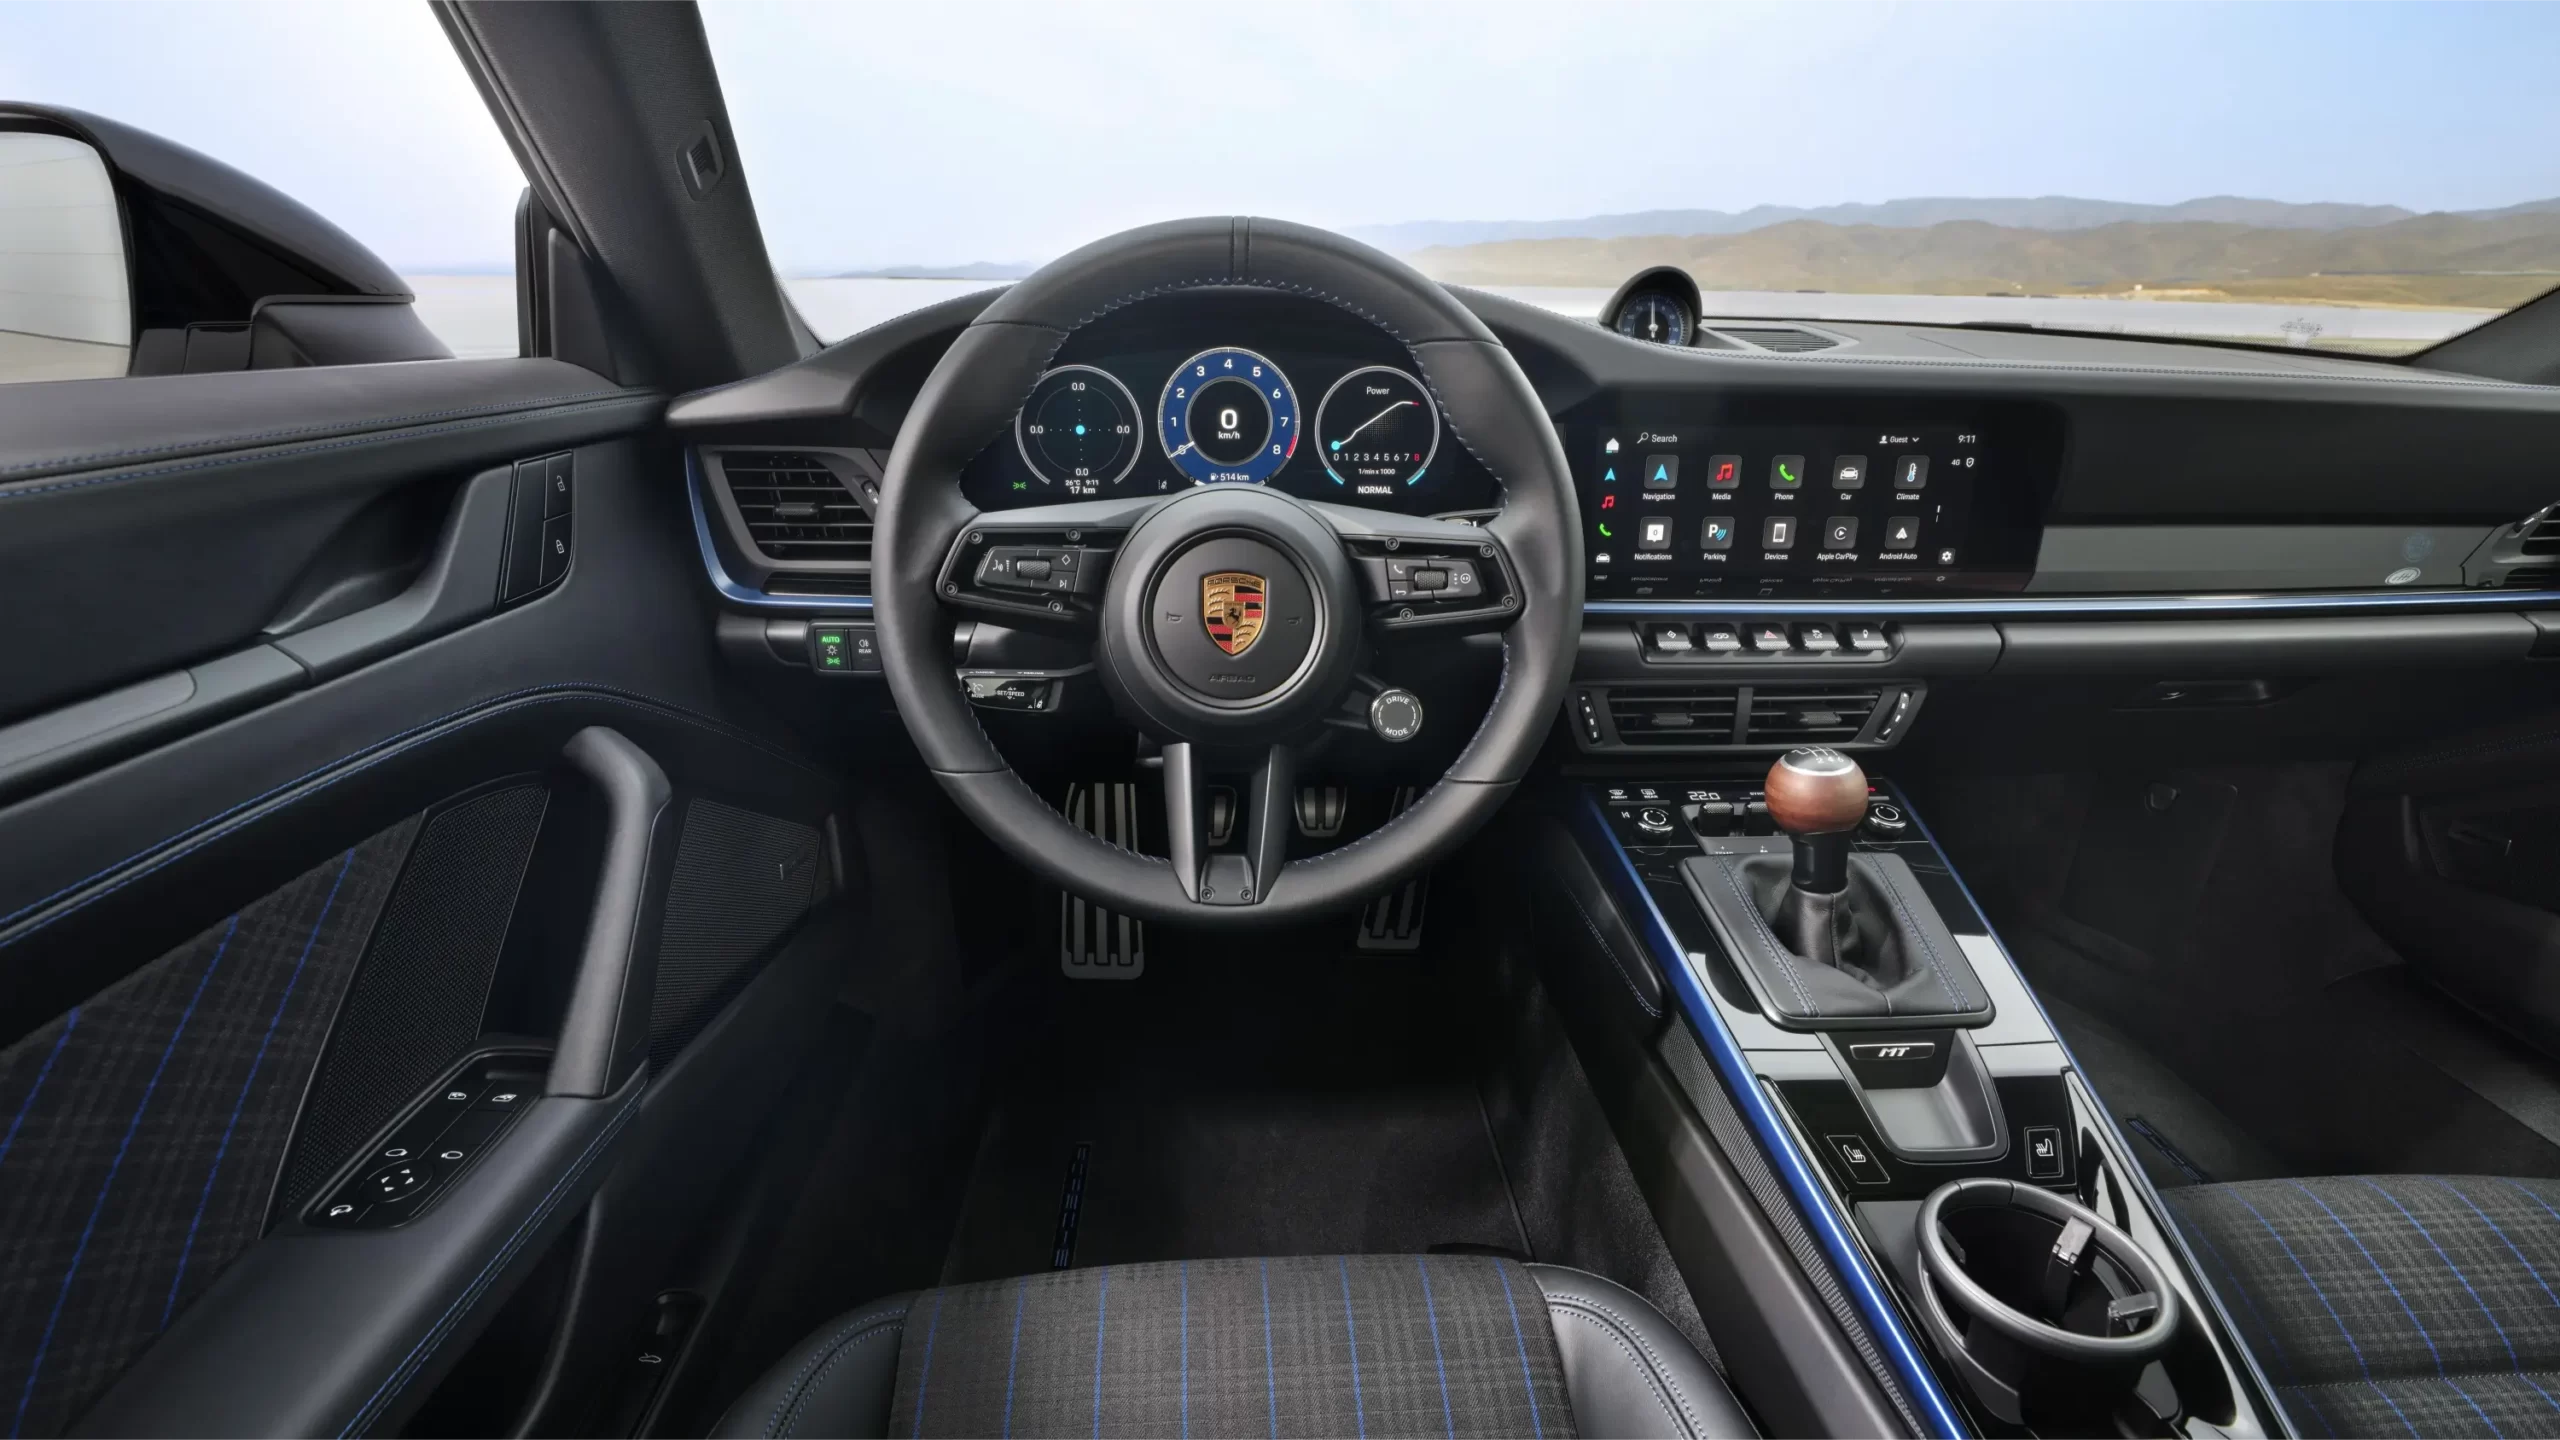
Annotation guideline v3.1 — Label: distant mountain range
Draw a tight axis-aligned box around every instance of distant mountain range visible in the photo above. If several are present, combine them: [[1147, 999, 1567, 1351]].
[[1405, 208, 2560, 310], [826, 261, 1036, 280], [1348, 195, 2560, 252]]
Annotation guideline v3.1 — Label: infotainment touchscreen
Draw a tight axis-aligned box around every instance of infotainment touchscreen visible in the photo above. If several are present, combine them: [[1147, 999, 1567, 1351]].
[[1570, 409, 2055, 599]]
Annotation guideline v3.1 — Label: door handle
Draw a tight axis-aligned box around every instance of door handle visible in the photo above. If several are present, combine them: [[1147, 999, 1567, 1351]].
[[547, 725, 674, 1098]]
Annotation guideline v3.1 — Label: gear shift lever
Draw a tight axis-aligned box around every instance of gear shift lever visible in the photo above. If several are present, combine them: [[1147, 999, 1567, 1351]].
[[1765, 747, 1869, 894]]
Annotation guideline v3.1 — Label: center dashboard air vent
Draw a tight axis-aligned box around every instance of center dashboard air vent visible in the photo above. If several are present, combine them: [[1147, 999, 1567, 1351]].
[[1579, 681, 1920, 751], [1742, 683, 1885, 743], [1605, 687, 1741, 746], [714, 450, 873, 563], [1709, 326, 1840, 353]]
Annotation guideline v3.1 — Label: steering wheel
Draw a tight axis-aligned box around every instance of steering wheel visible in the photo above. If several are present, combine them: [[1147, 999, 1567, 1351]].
[[873, 217, 1581, 925]]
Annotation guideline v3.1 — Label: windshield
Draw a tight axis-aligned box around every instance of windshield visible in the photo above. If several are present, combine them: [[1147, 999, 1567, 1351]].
[[704, 1, 2560, 358]]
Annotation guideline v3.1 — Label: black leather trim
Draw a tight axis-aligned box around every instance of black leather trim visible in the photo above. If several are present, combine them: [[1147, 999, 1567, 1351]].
[[1683, 851, 1990, 1031], [711, 1297, 914, 1440], [1531, 1264, 1758, 1438], [0, 359, 646, 490]]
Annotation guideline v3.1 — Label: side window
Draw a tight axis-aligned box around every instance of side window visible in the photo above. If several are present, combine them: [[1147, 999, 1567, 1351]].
[[0, 8, 524, 386], [0, 129, 128, 381]]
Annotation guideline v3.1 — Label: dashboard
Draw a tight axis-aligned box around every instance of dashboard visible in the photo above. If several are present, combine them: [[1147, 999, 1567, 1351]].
[[958, 291, 1502, 517]]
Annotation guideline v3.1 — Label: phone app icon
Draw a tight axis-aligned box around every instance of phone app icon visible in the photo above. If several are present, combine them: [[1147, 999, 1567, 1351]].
[[1771, 455, 1805, 489]]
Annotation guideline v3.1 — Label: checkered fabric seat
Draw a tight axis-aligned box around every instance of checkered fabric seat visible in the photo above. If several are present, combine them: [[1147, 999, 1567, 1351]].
[[2168, 1176, 2560, 1438], [714, 1255, 1754, 1439]]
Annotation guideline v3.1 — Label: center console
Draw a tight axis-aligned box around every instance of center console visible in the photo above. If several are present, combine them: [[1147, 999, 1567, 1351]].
[[1570, 754, 2275, 1436]]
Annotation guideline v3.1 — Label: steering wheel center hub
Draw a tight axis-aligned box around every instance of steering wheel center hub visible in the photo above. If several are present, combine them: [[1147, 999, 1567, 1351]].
[[1098, 486, 1360, 742]]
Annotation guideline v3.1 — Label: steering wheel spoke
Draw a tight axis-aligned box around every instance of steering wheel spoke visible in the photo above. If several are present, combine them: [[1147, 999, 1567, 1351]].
[[1162, 741, 1294, 905], [934, 497, 1158, 630], [1302, 500, 1523, 637]]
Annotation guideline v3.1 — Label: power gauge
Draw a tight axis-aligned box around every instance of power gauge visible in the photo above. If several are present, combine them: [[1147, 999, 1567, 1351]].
[[1313, 366, 1440, 492], [1015, 365, 1141, 494]]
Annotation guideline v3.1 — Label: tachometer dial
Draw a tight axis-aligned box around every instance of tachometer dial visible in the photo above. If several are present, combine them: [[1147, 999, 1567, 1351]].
[[1158, 347, 1298, 484], [1314, 366, 1440, 492], [1015, 365, 1141, 494]]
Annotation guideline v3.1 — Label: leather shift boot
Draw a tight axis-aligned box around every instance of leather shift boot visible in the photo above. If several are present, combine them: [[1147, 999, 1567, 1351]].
[[1682, 850, 1994, 1029]]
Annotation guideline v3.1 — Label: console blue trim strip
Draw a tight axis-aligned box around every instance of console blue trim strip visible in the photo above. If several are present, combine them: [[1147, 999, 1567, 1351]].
[[685, 451, 874, 613], [1586, 588, 2560, 619], [1574, 794, 1968, 1437]]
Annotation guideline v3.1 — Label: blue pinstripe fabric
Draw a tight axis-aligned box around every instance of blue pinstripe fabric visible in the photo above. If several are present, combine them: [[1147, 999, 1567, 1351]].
[[2172, 1177, 2560, 1438], [884, 1257, 1574, 1439], [0, 826, 412, 1439]]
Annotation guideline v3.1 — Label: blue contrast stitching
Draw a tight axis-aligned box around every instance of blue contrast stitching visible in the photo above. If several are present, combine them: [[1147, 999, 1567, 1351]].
[[764, 1304, 911, 1438], [1179, 1262, 1190, 1440], [168, 862, 348, 1328], [1003, 1278, 1027, 1440], [0, 1008, 78, 1175], [780, 1326, 902, 1439], [11, 914, 235, 1435], [1414, 1258, 1454, 1439], [2230, 1189, 2373, 1376], [1871, 861, 1969, 1010], [1092, 1266, 1111, 1439], [0, 683, 820, 944], [2293, 1182, 2445, 1376], [0, 393, 651, 505], [1261, 1259, 1277, 1439], [1494, 1261, 1543, 1439], [340, 1082, 646, 1435], [0, 388, 639, 480], [2360, 1179, 2519, 1368], [1715, 856, 1815, 1014], [911, 1292, 944, 1438], [1338, 1258, 1365, 1439]]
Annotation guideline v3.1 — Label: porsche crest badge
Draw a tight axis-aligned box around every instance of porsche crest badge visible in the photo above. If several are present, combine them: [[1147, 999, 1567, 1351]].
[[1200, 571, 1267, 656]]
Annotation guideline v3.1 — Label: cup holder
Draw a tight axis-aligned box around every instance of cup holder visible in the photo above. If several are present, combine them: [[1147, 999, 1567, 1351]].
[[1914, 1178, 2181, 1426]]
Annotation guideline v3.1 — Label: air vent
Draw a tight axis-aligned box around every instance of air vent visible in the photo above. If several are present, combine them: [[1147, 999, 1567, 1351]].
[[1743, 684, 1884, 743], [720, 452, 871, 563], [1714, 326, 1838, 353], [2522, 516, 2560, 557], [764, 573, 872, 597], [1605, 687, 1741, 746]]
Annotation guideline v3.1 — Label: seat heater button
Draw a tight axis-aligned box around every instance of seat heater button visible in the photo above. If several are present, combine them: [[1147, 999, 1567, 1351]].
[[2024, 1125, 2066, 1179]]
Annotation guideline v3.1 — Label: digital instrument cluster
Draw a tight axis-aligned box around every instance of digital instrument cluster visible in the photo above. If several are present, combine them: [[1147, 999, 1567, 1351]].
[[961, 291, 1496, 516]]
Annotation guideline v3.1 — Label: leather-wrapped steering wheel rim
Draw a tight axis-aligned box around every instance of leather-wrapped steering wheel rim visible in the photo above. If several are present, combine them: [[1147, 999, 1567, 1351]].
[[872, 216, 1581, 925]]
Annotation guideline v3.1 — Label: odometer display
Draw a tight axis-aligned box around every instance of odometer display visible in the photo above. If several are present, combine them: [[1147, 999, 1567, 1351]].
[[1159, 347, 1298, 484], [1314, 366, 1440, 493], [1015, 365, 1141, 494]]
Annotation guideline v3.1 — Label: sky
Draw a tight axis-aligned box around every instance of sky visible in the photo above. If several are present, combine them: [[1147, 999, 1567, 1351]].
[[0, 1, 2555, 275]]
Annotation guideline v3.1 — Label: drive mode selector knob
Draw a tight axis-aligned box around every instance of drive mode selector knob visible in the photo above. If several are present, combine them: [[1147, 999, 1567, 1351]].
[[1369, 688, 1424, 742]]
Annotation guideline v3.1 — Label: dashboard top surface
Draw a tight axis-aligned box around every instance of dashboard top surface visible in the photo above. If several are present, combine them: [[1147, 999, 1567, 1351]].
[[672, 276, 2560, 610]]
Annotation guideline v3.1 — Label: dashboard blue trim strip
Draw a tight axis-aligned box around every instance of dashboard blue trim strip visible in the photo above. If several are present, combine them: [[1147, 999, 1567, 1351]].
[[1586, 589, 2560, 619], [1574, 794, 1968, 1438], [685, 451, 875, 613]]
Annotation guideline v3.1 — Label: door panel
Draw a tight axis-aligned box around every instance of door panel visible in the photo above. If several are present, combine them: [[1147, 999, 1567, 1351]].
[[0, 825, 417, 1439], [0, 353, 857, 1433]]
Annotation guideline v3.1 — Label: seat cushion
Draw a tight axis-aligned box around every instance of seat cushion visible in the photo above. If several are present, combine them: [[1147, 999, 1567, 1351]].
[[715, 1255, 1753, 1438], [2167, 1176, 2560, 1438]]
